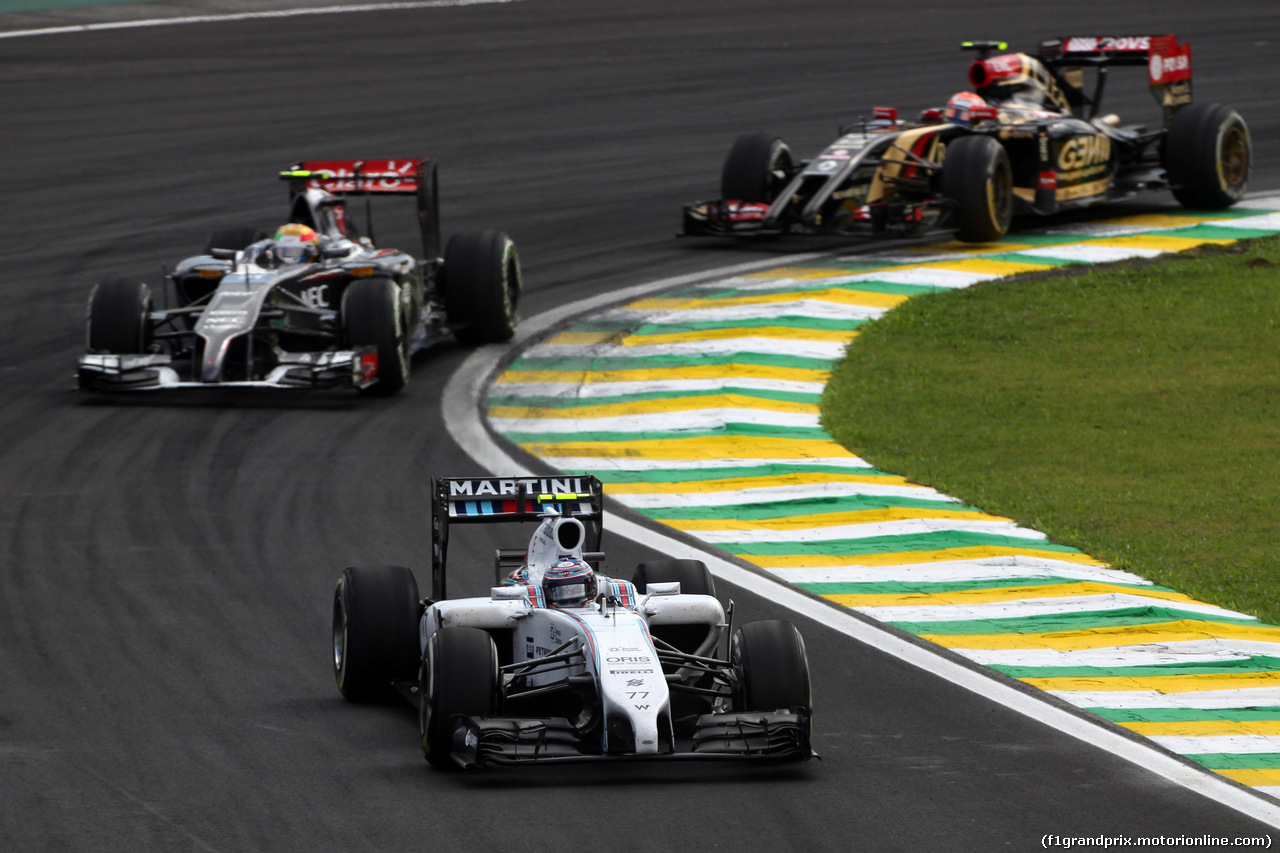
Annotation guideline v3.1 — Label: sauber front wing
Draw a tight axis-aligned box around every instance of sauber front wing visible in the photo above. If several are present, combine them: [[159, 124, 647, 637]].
[[77, 347, 378, 392]]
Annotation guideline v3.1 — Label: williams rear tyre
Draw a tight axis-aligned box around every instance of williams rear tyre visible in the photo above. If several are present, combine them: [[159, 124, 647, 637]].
[[720, 132, 794, 203], [343, 276, 409, 396], [420, 627, 499, 769], [441, 230, 521, 345], [631, 559, 716, 654], [332, 565, 421, 703], [941, 134, 1014, 243], [87, 278, 152, 354], [1165, 103, 1251, 210], [204, 227, 267, 254]]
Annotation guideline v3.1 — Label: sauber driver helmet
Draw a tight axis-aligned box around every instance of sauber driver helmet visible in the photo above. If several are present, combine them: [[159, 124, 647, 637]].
[[944, 91, 987, 126], [542, 559, 597, 608], [274, 223, 319, 264]]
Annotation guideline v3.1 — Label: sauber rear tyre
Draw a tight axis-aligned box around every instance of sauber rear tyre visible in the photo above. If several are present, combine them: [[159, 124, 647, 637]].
[[442, 230, 521, 345], [632, 558, 717, 655], [204, 227, 267, 254], [720, 132, 794, 203], [941, 134, 1014, 243], [87, 278, 152, 354], [332, 565, 420, 702], [343, 276, 409, 396], [420, 627, 499, 769], [732, 620, 812, 718], [1165, 103, 1251, 210]]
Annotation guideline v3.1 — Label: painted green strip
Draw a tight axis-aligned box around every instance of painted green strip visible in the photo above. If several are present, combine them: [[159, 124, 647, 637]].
[[1184, 754, 1280, 770], [723, 530, 1077, 557], [1090, 707, 1280, 724], [505, 352, 836, 373], [573, 464, 895, 483], [489, 387, 823, 408], [798, 577, 1164, 595], [640, 493, 981, 520], [508, 424, 835, 444], [975, 253, 1083, 267], [992, 655, 1280, 680], [1163, 224, 1280, 240], [892, 608, 1262, 636]]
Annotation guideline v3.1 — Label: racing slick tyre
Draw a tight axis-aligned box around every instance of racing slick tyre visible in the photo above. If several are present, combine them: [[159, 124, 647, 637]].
[[343, 276, 409, 396], [332, 565, 420, 703], [1165, 103, 1251, 210], [731, 620, 812, 716], [631, 559, 716, 654], [720, 132, 794, 203], [87, 278, 152, 353], [941, 134, 1014, 243], [442, 230, 521, 346], [204, 227, 267, 254], [420, 627, 499, 769]]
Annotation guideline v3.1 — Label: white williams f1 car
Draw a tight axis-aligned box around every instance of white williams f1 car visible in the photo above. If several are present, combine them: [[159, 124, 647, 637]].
[[332, 475, 815, 769], [79, 159, 521, 396]]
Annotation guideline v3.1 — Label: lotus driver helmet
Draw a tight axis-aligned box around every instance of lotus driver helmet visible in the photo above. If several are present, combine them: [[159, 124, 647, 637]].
[[274, 223, 319, 264], [944, 91, 987, 126], [542, 558, 597, 608]]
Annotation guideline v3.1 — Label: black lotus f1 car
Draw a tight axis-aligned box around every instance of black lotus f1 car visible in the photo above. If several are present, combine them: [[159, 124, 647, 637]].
[[78, 159, 521, 395], [332, 475, 815, 769], [683, 35, 1251, 243]]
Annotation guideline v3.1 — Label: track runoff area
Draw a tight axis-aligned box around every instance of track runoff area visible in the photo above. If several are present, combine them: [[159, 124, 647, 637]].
[[448, 195, 1280, 825]]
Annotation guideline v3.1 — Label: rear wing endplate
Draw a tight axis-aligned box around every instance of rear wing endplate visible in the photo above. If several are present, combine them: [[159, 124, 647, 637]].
[[280, 158, 441, 260], [1039, 35, 1192, 122], [430, 475, 605, 601]]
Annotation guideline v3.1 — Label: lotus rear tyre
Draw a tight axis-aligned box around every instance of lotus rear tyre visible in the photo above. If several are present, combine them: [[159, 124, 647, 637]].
[[1165, 103, 1251, 209]]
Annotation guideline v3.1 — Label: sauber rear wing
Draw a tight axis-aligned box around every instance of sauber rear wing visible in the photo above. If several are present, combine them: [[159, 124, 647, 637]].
[[1038, 35, 1192, 123], [281, 158, 441, 260], [429, 475, 605, 600]]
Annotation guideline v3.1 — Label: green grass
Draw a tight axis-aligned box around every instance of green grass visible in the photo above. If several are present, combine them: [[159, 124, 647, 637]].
[[821, 236, 1280, 624]]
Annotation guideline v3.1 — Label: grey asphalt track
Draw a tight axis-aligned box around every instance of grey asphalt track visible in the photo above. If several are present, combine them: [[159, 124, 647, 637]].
[[3, 2, 1279, 850]]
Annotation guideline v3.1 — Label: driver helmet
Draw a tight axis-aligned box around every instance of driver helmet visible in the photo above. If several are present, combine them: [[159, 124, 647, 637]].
[[944, 91, 987, 126], [273, 223, 319, 264], [542, 558, 597, 608]]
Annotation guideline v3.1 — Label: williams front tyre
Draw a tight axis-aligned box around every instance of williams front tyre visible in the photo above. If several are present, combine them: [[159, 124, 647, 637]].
[[420, 627, 499, 769], [731, 619, 813, 755], [941, 134, 1014, 243], [332, 565, 421, 703]]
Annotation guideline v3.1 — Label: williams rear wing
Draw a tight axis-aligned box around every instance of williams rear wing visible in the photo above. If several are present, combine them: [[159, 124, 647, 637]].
[[1038, 35, 1192, 122], [280, 158, 441, 260], [430, 475, 605, 600]]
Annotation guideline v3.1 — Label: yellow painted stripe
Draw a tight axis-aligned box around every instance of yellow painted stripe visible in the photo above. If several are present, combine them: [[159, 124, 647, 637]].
[[742, 264, 903, 280], [827, 581, 1202, 609], [629, 288, 909, 311], [1091, 234, 1234, 253], [604, 472, 915, 493], [542, 327, 859, 346], [925, 620, 1280, 652], [519, 435, 854, 460], [1215, 768, 1280, 787], [1093, 212, 1234, 229], [490, 395, 819, 420], [1023, 670, 1280, 693], [741, 545, 1107, 569], [916, 258, 1053, 277], [904, 240, 1044, 255], [494, 365, 831, 384], [1121, 720, 1280, 737], [663, 506, 1012, 532]]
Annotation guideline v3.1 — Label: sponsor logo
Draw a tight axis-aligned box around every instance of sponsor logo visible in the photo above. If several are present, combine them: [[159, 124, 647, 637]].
[[1058, 135, 1112, 171], [606, 656, 651, 663], [1066, 35, 1150, 54], [448, 477, 588, 497], [816, 160, 839, 172], [299, 284, 329, 308], [609, 669, 654, 675]]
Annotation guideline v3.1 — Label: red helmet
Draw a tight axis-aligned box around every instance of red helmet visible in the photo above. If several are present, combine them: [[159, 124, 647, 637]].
[[944, 91, 987, 126]]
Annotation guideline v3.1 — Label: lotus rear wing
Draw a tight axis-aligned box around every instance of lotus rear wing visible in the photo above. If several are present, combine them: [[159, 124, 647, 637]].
[[280, 158, 441, 260], [429, 475, 605, 600], [1038, 35, 1192, 122]]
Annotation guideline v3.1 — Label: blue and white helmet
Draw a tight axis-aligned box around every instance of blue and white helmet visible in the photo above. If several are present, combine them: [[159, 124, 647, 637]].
[[542, 558, 597, 608]]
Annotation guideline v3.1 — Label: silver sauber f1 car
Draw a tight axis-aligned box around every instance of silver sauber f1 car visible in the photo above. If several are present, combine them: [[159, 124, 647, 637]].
[[331, 475, 815, 769], [79, 159, 521, 395], [683, 36, 1250, 243]]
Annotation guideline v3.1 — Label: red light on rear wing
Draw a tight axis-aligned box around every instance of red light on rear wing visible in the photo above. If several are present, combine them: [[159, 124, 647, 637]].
[[872, 106, 898, 122], [280, 159, 426, 194]]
